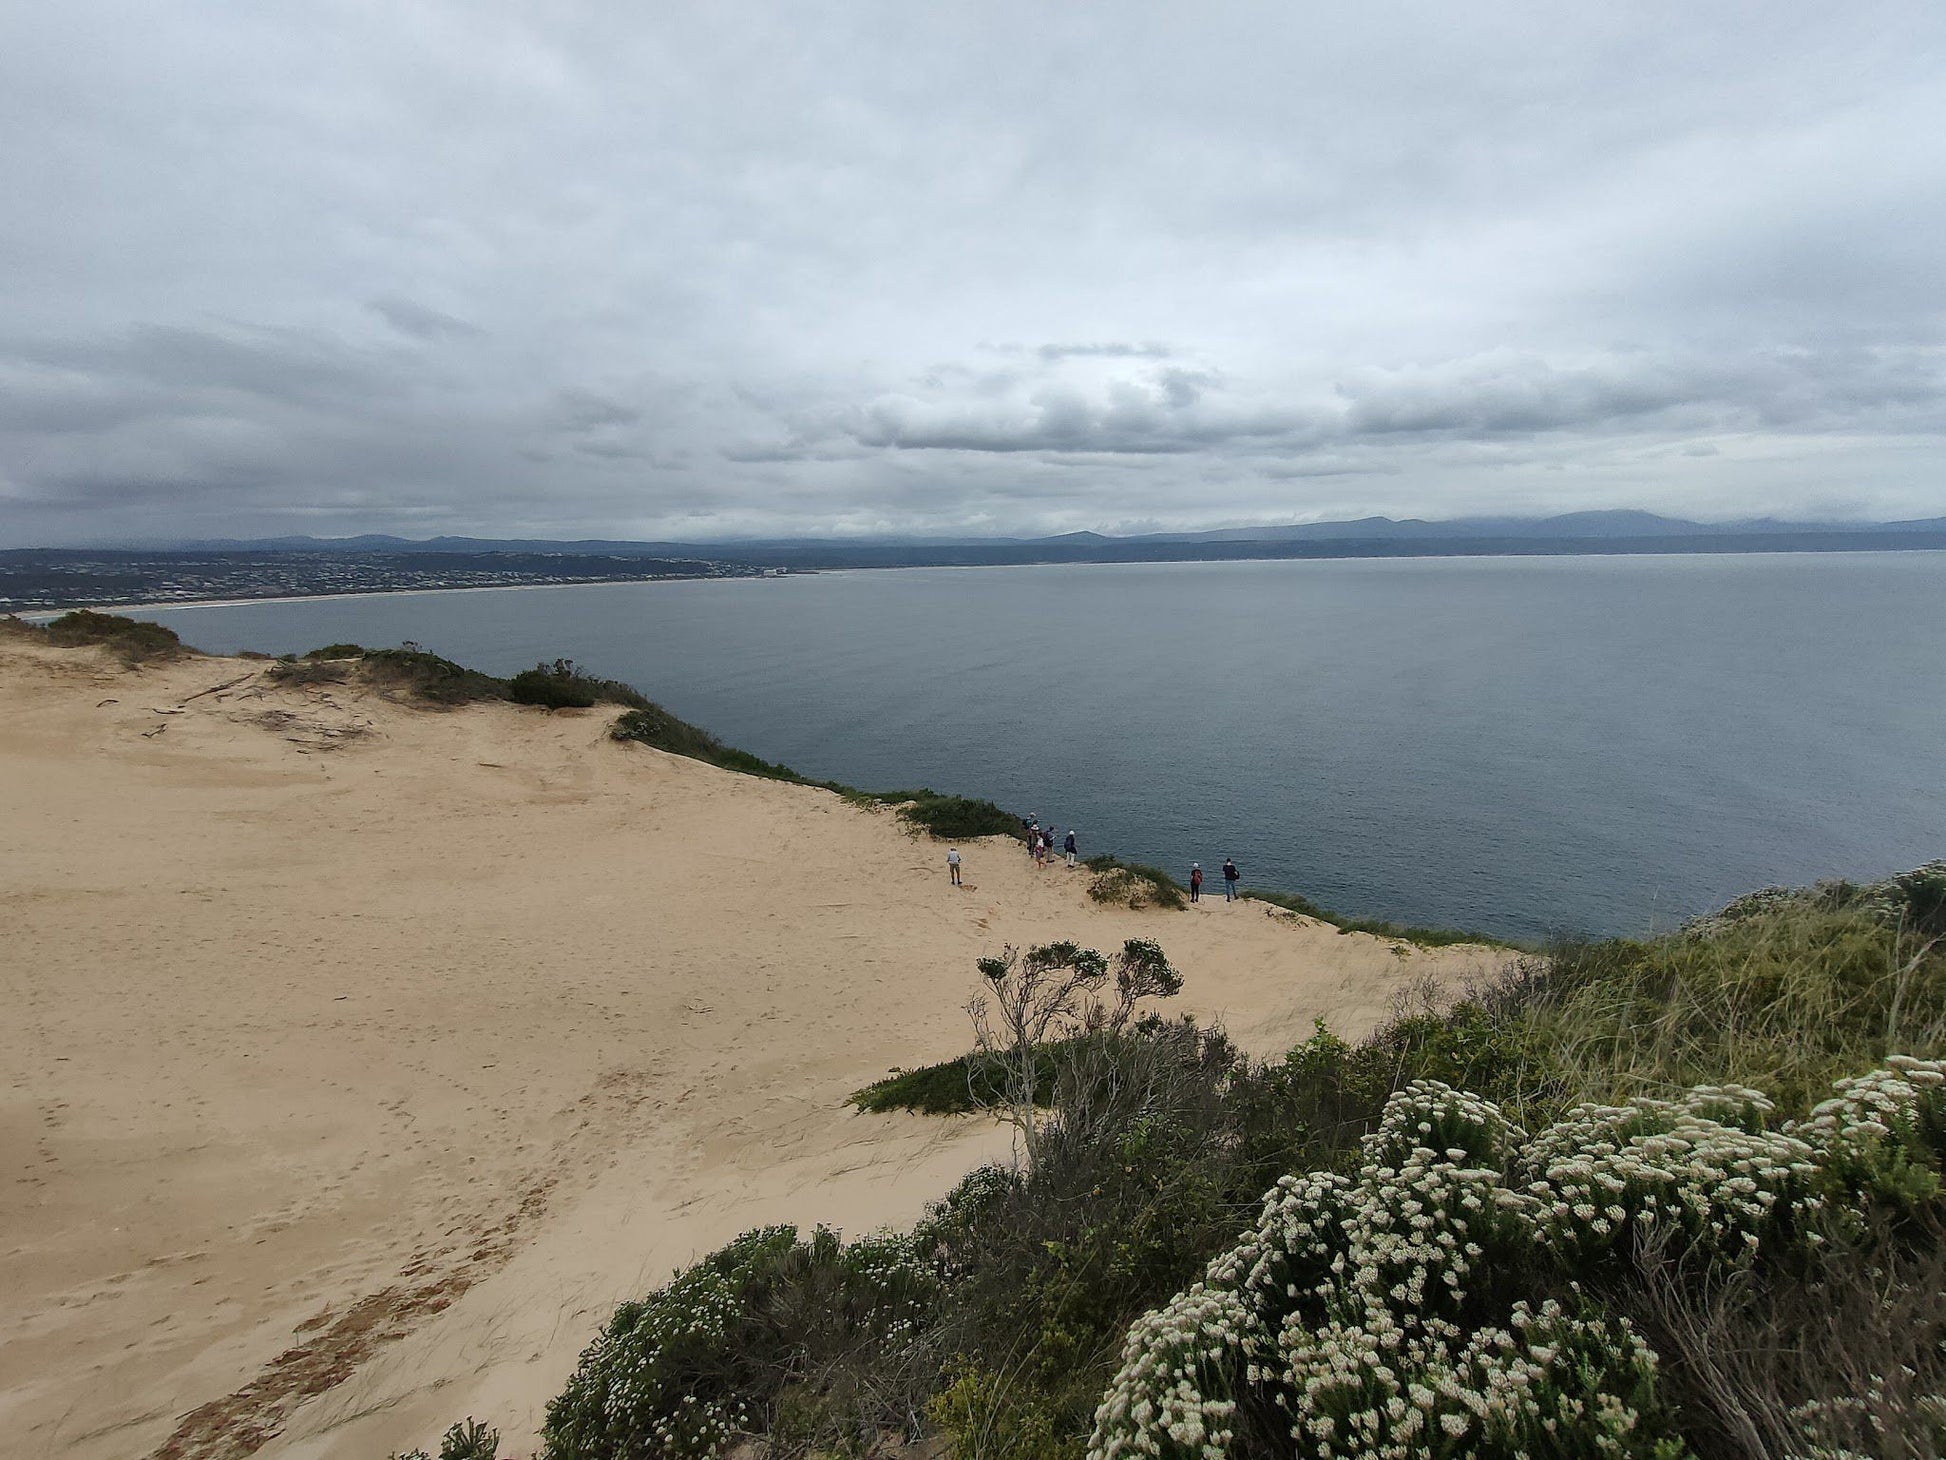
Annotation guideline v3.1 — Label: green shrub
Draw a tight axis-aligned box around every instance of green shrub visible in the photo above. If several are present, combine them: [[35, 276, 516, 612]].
[[851, 1049, 1041, 1116], [611, 705, 805, 781], [1083, 857, 1186, 911], [885, 791, 1023, 841], [509, 659, 600, 709], [303, 642, 370, 660], [542, 1225, 939, 1460], [43, 609, 188, 661], [353, 647, 510, 706], [509, 659, 653, 710]]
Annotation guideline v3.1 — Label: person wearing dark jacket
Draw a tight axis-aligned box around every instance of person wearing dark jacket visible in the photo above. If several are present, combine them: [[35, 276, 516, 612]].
[[1189, 863, 1203, 902], [1222, 858, 1240, 901], [1063, 830, 1078, 867]]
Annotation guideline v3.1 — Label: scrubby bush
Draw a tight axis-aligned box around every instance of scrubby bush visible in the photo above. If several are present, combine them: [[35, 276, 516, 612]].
[[43, 609, 188, 661], [542, 1225, 939, 1460], [611, 705, 806, 781], [850, 1049, 1039, 1116], [884, 791, 1023, 841], [1085, 858, 1188, 912], [509, 659, 601, 709], [352, 647, 510, 705]]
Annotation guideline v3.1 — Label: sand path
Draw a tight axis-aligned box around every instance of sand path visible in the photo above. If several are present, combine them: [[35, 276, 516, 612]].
[[0, 639, 1508, 1459]]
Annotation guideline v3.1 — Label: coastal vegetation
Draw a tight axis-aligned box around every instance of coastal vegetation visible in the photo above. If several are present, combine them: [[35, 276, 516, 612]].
[[1241, 888, 1513, 949], [1084, 856, 1190, 911], [7, 607, 193, 662], [478, 863, 1946, 1460]]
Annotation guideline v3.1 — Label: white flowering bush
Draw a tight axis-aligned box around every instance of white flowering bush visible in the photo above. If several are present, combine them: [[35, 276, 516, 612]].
[[1091, 1060, 1946, 1460], [542, 1224, 938, 1460]]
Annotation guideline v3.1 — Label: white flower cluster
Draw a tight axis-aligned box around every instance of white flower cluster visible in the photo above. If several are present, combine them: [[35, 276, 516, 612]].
[[591, 1267, 752, 1460], [1519, 1084, 1817, 1263], [1802, 1055, 1946, 1149], [1090, 1061, 1946, 1460], [1092, 1283, 1248, 1460]]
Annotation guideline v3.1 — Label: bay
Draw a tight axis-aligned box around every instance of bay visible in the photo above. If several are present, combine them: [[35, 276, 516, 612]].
[[131, 552, 1946, 942]]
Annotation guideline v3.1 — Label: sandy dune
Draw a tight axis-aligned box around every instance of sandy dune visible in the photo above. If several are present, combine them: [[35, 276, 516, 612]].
[[0, 637, 1509, 1460]]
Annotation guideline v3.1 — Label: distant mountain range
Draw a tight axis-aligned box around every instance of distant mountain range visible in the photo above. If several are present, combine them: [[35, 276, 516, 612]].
[[148, 510, 1946, 563]]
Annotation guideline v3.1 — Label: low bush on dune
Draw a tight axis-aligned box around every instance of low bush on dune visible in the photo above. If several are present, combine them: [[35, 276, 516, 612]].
[[877, 790, 1025, 841], [269, 643, 508, 705], [1085, 856, 1188, 911], [611, 704, 806, 781], [38, 609, 190, 662], [508, 658, 653, 711], [542, 1225, 941, 1460], [270, 645, 652, 712], [849, 1048, 1034, 1115]]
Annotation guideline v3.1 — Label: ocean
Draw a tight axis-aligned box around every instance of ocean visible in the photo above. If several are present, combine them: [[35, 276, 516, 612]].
[[128, 552, 1946, 942]]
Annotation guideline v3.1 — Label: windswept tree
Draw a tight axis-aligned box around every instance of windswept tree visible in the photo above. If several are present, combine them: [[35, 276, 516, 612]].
[[967, 938, 1182, 1165]]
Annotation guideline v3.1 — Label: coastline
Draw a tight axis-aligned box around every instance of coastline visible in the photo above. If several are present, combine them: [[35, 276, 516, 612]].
[[0, 635, 1511, 1460], [10, 543, 1946, 622], [8, 571, 787, 622]]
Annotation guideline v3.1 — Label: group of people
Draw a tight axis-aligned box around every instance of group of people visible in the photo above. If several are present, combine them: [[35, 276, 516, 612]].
[[1189, 857, 1242, 903], [1022, 814, 1078, 870], [943, 814, 1079, 887], [946, 821, 1241, 905]]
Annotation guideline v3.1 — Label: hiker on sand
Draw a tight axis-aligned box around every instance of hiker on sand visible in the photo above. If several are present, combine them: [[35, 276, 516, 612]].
[[1189, 863, 1203, 902], [1223, 857, 1240, 902], [1064, 829, 1078, 867], [947, 847, 962, 886], [1034, 834, 1048, 870]]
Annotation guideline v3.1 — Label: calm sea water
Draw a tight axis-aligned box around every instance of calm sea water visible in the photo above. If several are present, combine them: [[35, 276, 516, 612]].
[[130, 554, 1946, 942]]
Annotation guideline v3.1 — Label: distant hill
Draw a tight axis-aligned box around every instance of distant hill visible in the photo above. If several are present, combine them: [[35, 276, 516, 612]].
[[145, 510, 1946, 560]]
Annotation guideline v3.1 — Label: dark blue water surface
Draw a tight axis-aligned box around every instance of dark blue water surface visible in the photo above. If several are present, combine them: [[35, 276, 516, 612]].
[[131, 554, 1946, 941]]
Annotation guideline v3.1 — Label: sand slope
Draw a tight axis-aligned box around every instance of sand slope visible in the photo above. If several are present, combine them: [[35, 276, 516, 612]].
[[0, 639, 1509, 1459]]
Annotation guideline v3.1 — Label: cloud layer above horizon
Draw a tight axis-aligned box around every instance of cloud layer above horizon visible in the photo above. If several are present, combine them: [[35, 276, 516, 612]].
[[3, 3, 1944, 543]]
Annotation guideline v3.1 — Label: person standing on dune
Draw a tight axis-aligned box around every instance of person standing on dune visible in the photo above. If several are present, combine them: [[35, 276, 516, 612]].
[[1064, 829, 1078, 867], [1223, 857, 1240, 902], [948, 847, 962, 886], [1190, 863, 1203, 902]]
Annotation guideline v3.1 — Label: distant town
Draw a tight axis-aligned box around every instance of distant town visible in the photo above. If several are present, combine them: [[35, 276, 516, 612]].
[[0, 549, 783, 614], [5, 509, 1944, 614]]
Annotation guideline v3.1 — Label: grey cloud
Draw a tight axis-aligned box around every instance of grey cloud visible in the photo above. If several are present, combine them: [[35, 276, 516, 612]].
[[370, 296, 483, 341], [554, 389, 643, 431], [1035, 342, 1174, 362]]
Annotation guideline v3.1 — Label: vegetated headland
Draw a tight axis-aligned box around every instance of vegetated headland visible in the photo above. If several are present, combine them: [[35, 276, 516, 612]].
[[2, 611, 1940, 1460], [7, 507, 1946, 611]]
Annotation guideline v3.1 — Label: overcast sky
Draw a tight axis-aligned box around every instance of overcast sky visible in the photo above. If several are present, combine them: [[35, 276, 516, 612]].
[[3, 3, 1943, 544]]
